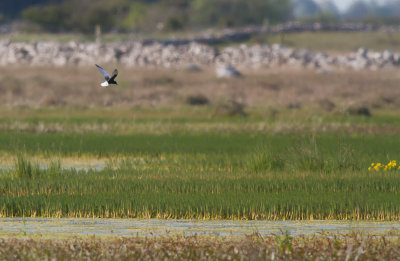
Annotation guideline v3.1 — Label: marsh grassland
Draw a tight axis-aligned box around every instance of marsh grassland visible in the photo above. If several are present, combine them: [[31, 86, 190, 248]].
[[2, 130, 400, 220], [1, 64, 400, 258], [1, 67, 400, 220]]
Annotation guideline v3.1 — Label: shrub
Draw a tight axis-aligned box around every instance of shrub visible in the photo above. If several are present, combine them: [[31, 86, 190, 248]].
[[186, 94, 209, 106]]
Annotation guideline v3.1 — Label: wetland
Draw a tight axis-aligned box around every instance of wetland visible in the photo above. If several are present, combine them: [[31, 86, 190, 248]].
[[1, 66, 400, 259]]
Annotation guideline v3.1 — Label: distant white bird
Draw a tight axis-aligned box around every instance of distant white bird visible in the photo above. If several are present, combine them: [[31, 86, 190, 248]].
[[95, 64, 118, 87]]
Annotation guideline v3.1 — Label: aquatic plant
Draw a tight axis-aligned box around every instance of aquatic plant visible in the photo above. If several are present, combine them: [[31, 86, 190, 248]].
[[0, 111, 400, 220], [1, 150, 400, 220]]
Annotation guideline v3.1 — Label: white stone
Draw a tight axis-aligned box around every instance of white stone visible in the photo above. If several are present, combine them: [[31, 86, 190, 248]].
[[216, 64, 242, 78]]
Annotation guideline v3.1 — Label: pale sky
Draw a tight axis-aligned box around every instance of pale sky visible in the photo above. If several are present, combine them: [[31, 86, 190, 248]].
[[328, 0, 390, 11], [332, 0, 354, 11]]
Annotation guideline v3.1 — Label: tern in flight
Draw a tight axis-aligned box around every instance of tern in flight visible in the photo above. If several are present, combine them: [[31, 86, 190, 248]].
[[95, 64, 118, 87]]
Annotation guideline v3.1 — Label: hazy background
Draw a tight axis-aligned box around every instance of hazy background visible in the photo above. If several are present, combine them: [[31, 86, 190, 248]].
[[1, 0, 400, 34], [331, 0, 389, 11]]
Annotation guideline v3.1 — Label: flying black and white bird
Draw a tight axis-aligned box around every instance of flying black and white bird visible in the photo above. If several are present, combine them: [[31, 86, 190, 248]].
[[95, 64, 118, 87]]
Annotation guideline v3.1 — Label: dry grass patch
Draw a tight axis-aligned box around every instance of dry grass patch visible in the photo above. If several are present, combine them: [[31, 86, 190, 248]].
[[1, 232, 399, 260], [0, 66, 400, 111]]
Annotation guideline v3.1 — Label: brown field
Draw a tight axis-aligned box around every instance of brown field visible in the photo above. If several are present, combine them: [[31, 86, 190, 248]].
[[1, 65, 400, 111], [1, 233, 399, 260]]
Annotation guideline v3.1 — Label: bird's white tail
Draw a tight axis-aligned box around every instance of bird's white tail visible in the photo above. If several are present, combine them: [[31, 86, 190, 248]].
[[100, 81, 109, 87]]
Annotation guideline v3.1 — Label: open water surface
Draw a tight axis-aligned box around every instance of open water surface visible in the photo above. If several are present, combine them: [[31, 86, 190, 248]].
[[1, 218, 399, 237]]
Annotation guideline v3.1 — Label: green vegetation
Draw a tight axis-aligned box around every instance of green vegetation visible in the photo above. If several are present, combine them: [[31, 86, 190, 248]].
[[4, 0, 400, 34], [0, 67, 399, 221], [190, 0, 291, 27], [1, 109, 400, 220], [19, 0, 292, 33], [21, 0, 123, 32]]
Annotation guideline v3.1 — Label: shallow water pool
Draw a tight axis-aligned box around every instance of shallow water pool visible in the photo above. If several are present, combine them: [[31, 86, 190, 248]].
[[1, 218, 399, 237]]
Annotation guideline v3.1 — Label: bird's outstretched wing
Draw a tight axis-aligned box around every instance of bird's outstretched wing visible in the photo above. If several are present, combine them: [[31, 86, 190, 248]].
[[109, 69, 118, 81], [95, 64, 111, 80]]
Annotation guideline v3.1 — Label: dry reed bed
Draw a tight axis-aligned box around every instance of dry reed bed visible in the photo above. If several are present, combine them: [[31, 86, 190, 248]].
[[0, 233, 399, 260], [1, 66, 400, 110]]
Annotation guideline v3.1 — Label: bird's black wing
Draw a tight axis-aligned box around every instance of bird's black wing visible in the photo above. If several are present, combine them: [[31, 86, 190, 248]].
[[95, 64, 111, 80], [109, 69, 118, 81]]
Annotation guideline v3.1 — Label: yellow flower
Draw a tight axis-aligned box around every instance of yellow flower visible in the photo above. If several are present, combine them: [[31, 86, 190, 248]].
[[367, 161, 400, 171]]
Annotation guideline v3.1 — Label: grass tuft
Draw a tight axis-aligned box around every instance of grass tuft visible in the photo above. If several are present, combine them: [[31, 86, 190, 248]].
[[249, 149, 285, 172], [14, 154, 37, 179]]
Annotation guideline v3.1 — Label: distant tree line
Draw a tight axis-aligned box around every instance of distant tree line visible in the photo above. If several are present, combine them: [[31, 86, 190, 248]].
[[0, 0, 63, 19], [17, 0, 292, 32], [2, 0, 400, 33]]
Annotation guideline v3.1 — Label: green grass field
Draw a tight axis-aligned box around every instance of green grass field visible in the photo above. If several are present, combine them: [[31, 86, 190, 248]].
[[0, 65, 399, 221], [1, 107, 400, 220]]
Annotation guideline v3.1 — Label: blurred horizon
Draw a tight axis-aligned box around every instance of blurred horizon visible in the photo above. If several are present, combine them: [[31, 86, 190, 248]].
[[329, 0, 389, 12], [0, 0, 400, 34]]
